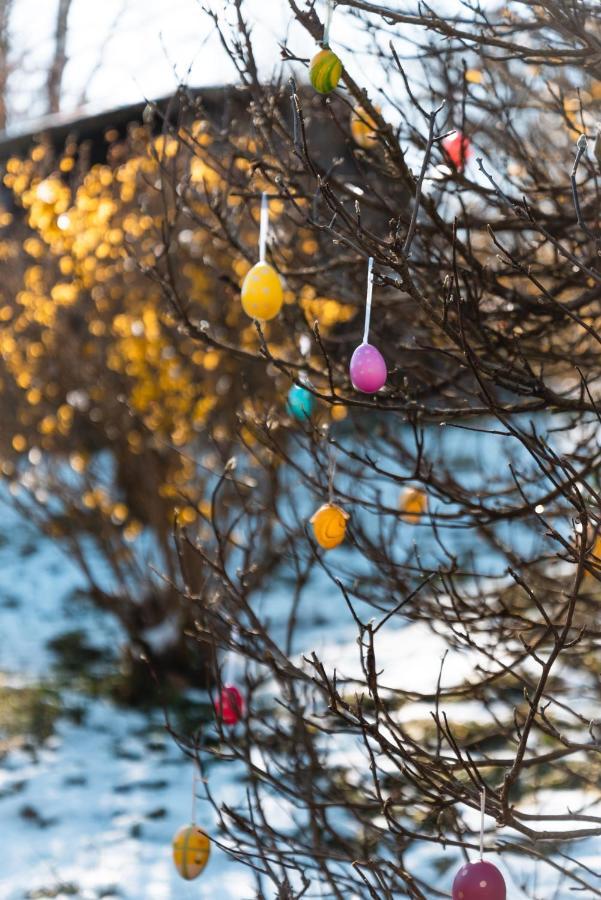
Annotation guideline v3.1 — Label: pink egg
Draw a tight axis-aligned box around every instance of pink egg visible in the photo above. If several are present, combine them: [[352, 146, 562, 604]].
[[349, 342, 387, 393], [452, 861, 506, 900], [214, 684, 245, 726]]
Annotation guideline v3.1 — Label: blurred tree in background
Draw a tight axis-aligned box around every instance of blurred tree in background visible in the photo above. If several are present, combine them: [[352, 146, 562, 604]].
[[0, 84, 353, 691]]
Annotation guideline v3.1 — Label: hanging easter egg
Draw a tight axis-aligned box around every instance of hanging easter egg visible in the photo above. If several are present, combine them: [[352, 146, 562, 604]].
[[214, 684, 245, 726], [309, 48, 342, 94], [241, 261, 283, 321], [350, 106, 380, 149], [287, 384, 315, 420], [350, 342, 387, 393], [172, 824, 211, 880], [442, 132, 473, 172], [351, 257, 386, 393], [400, 487, 427, 523], [452, 860, 506, 900], [310, 502, 349, 549]]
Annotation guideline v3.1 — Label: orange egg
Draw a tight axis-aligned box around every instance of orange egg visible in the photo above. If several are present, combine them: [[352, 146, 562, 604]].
[[350, 106, 380, 149], [240, 261, 283, 320], [310, 502, 349, 549], [399, 487, 427, 523], [172, 824, 211, 880]]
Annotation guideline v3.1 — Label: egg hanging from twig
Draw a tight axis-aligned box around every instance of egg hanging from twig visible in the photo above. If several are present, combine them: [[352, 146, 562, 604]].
[[310, 502, 349, 549], [452, 861, 506, 899], [399, 487, 427, 523], [442, 131, 472, 172], [287, 383, 315, 420], [241, 261, 283, 321], [172, 825, 211, 880], [349, 257, 387, 393], [214, 684, 245, 726], [309, 1, 341, 94], [350, 105, 380, 149], [310, 48, 342, 94], [240, 192, 283, 321]]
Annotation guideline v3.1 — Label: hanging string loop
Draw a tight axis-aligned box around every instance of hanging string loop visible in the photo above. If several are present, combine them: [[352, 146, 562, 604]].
[[323, 0, 334, 47], [363, 256, 374, 344]]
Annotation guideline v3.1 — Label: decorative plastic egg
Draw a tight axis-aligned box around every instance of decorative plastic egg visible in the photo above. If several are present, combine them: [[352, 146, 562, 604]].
[[309, 48, 342, 94], [452, 861, 506, 900], [400, 487, 427, 523], [442, 132, 472, 172], [172, 824, 211, 880], [214, 684, 245, 726], [287, 384, 315, 420], [349, 342, 387, 393], [350, 106, 379, 149], [310, 502, 349, 549], [241, 261, 283, 321]]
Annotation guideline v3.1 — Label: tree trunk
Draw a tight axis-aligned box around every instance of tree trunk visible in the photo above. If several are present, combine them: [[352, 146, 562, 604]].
[[47, 0, 72, 114]]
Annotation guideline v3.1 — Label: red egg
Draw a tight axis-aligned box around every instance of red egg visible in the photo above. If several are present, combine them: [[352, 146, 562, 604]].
[[214, 684, 245, 725], [442, 132, 472, 172], [452, 860, 506, 899]]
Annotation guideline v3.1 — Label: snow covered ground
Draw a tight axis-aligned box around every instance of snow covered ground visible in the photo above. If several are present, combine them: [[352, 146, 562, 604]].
[[0, 500, 255, 899], [0, 488, 598, 899], [1, 702, 254, 899]]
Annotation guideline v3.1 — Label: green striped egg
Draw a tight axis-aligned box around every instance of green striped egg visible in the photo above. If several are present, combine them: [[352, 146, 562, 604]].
[[309, 48, 342, 94]]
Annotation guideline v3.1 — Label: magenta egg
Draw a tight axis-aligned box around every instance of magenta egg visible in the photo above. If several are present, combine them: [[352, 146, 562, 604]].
[[452, 861, 506, 900], [349, 342, 387, 393]]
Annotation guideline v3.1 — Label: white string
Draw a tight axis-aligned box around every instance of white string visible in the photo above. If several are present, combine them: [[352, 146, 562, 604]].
[[479, 786, 485, 861], [363, 256, 374, 344], [224, 625, 239, 685], [259, 192, 269, 263], [323, 0, 334, 47], [191, 759, 199, 824], [328, 445, 336, 505]]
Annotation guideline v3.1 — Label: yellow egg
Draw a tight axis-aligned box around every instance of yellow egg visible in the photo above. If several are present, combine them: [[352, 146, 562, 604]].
[[241, 261, 283, 321], [399, 487, 427, 523], [350, 106, 380, 149], [309, 48, 342, 94], [310, 502, 349, 549], [172, 824, 211, 880]]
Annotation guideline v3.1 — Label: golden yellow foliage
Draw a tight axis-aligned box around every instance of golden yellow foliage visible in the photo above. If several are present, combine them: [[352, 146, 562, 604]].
[[0, 115, 349, 552]]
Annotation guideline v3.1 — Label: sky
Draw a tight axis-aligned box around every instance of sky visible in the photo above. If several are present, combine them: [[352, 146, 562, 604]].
[[5, 0, 459, 135], [5, 0, 325, 133], [3, 0, 497, 219]]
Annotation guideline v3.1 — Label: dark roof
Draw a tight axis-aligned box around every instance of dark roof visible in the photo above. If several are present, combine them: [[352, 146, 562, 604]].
[[0, 86, 245, 162], [0, 84, 362, 180]]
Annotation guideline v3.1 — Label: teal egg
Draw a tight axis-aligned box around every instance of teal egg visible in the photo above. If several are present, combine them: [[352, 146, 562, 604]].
[[287, 384, 315, 420]]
